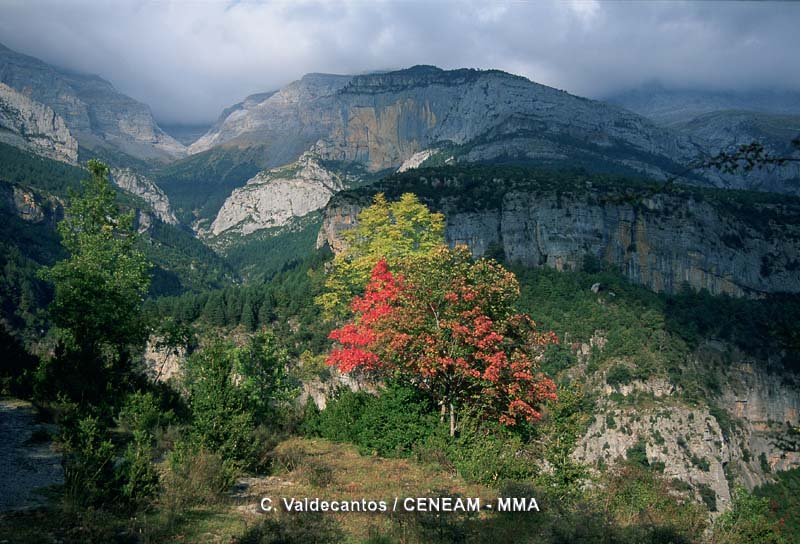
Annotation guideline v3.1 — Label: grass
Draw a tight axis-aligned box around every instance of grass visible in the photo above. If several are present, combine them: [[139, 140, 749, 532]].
[[0, 437, 547, 544]]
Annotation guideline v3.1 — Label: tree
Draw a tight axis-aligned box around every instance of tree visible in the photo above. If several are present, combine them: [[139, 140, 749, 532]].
[[315, 192, 445, 320], [234, 330, 297, 420], [326, 246, 558, 436], [184, 338, 255, 464], [38, 160, 150, 407]]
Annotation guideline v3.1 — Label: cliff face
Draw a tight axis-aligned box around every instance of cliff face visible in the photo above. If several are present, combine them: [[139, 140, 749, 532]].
[[0, 43, 185, 162], [574, 345, 800, 516], [0, 82, 78, 163], [191, 66, 703, 182], [110, 168, 178, 225], [319, 172, 800, 296], [209, 154, 345, 237]]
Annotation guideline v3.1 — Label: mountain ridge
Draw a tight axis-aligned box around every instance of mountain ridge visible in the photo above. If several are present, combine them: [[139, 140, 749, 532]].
[[0, 42, 186, 163]]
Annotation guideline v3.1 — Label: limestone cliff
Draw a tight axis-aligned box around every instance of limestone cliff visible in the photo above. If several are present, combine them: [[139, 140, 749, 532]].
[[574, 345, 800, 516], [0, 43, 185, 162], [110, 168, 178, 225], [210, 154, 344, 237], [318, 169, 800, 296], [0, 82, 77, 163]]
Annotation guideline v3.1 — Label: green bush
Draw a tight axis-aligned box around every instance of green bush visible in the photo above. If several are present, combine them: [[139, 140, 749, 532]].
[[160, 442, 235, 522], [307, 384, 439, 457], [626, 439, 649, 468], [606, 365, 634, 387], [304, 387, 372, 444], [710, 486, 785, 544], [697, 483, 717, 512], [116, 429, 160, 509], [446, 417, 536, 485], [353, 383, 439, 457], [117, 390, 176, 436], [60, 411, 117, 509]]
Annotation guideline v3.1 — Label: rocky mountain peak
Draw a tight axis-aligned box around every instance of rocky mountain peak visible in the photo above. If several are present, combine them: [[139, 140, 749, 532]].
[[0, 43, 186, 162]]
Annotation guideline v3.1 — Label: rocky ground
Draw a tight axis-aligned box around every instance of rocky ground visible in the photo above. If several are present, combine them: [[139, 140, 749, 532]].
[[0, 398, 62, 511]]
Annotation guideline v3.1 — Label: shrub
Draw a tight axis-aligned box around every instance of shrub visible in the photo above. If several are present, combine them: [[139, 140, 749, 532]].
[[116, 429, 160, 509], [709, 486, 785, 544], [184, 339, 257, 466], [697, 483, 717, 512], [160, 443, 235, 523], [117, 390, 175, 436], [307, 388, 372, 444], [606, 365, 633, 387], [60, 412, 116, 509], [353, 383, 438, 457], [626, 439, 649, 468], [446, 417, 536, 485]]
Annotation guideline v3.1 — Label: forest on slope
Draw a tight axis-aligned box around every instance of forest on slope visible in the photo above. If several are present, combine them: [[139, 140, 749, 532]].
[[1, 158, 798, 543]]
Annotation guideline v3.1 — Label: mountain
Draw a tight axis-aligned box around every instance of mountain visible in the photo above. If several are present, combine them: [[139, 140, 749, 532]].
[[199, 66, 727, 239], [0, 82, 77, 163], [192, 67, 702, 179], [0, 43, 186, 163], [607, 84, 800, 126]]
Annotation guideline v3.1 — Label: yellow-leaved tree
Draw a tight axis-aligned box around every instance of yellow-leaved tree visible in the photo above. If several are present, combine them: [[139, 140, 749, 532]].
[[315, 192, 445, 320]]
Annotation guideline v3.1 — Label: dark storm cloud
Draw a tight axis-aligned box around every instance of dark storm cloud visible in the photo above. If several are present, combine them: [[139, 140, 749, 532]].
[[1, 0, 797, 124]]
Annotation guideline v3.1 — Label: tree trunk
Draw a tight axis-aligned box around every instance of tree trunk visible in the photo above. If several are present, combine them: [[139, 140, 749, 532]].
[[449, 403, 456, 437]]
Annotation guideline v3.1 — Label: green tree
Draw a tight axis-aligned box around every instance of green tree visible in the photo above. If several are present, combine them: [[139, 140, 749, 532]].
[[315, 192, 445, 320], [710, 486, 786, 544], [234, 330, 297, 420], [38, 160, 150, 407], [184, 338, 255, 464]]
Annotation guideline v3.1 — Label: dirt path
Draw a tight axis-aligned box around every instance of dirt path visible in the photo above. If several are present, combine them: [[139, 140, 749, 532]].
[[0, 398, 62, 511]]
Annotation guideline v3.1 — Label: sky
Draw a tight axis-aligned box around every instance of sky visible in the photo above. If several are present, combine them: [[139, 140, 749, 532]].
[[1, 0, 798, 125]]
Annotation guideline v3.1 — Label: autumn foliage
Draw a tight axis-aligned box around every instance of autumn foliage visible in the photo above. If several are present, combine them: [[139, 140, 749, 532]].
[[326, 245, 557, 434]]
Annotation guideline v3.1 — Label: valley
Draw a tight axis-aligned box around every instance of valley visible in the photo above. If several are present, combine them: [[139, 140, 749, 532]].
[[0, 37, 799, 544]]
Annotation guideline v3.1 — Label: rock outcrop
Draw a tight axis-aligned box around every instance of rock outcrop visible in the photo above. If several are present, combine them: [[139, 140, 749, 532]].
[[0, 42, 185, 162], [210, 154, 344, 236], [111, 168, 178, 225], [0, 82, 78, 163], [319, 170, 800, 296]]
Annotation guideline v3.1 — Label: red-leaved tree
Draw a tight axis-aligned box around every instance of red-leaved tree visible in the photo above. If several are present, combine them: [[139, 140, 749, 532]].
[[326, 245, 557, 436]]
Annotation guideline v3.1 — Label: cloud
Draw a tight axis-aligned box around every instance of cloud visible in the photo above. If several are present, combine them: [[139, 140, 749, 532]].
[[0, 0, 797, 124]]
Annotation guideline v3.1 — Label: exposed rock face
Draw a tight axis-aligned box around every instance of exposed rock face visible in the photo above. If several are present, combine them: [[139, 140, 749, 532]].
[[111, 168, 178, 225], [192, 66, 702, 182], [210, 154, 344, 236], [675, 111, 800, 195], [319, 173, 800, 296], [0, 82, 77, 163], [714, 348, 800, 488], [570, 336, 800, 516], [575, 398, 733, 514], [1, 181, 62, 226], [0, 43, 185, 162], [397, 149, 437, 173], [188, 74, 351, 157]]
